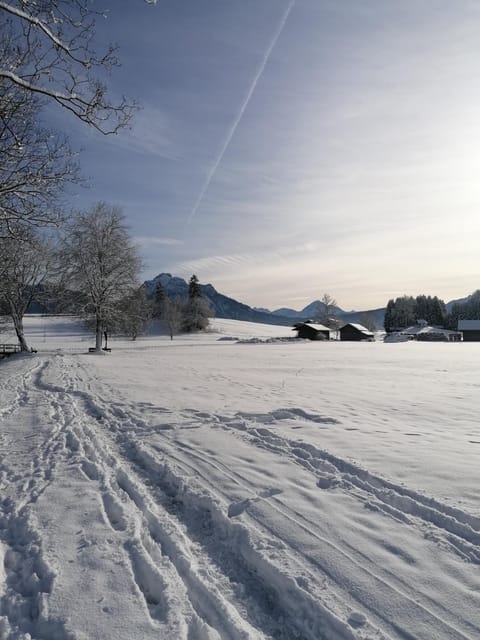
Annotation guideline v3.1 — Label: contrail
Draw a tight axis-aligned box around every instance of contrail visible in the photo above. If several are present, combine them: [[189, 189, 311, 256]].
[[186, 0, 296, 223]]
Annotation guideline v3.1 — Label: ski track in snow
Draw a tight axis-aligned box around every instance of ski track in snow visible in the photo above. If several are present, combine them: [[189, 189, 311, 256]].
[[0, 353, 479, 639], [212, 412, 480, 564]]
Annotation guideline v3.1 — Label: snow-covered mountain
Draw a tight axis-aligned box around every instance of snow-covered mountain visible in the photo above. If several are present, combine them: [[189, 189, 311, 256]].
[[143, 274, 296, 326], [272, 299, 343, 319], [143, 274, 386, 328]]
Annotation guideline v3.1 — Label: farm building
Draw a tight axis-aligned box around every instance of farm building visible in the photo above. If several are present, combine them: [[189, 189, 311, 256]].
[[416, 327, 461, 341], [458, 320, 480, 341], [292, 322, 330, 340], [339, 323, 374, 341]]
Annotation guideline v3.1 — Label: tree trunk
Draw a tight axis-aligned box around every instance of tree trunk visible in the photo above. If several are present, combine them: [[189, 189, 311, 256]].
[[11, 309, 29, 352], [95, 316, 103, 351]]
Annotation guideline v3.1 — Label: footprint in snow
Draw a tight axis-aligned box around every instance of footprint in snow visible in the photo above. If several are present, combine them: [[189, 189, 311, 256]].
[[348, 612, 367, 629], [317, 475, 338, 490], [228, 488, 283, 518]]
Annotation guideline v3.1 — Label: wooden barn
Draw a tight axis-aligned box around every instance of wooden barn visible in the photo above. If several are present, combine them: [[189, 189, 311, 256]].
[[458, 320, 480, 341], [339, 323, 374, 341], [292, 322, 330, 340]]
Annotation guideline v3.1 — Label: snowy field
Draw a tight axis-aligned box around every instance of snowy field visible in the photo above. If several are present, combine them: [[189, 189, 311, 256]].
[[0, 315, 479, 640]]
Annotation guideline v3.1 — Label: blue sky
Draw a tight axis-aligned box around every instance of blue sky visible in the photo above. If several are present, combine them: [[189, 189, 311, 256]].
[[57, 0, 480, 311]]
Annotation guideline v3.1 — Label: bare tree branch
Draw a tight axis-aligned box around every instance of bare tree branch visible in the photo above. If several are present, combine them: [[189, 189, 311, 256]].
[[0, 1, 154, 133], [0, 79, 80, 234]]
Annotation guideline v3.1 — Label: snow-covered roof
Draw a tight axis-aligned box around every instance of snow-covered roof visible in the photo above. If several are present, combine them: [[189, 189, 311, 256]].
[[292, 322, 330, 332], [400, 325, 424, 335], [417, 326, 459, 336], [345, 323, 374, 335], [458, 320, 480, 331], [303, 323, 330, 332]]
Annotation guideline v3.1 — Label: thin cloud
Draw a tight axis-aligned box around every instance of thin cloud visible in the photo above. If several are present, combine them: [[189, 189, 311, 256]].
[[135, 235, 184, 247]]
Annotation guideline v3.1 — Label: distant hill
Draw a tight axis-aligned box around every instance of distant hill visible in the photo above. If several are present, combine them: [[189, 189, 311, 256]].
[[143, 274, 296, 326], [445, 290, 480, 312], [143, 274, 387, 328], [272, 299, 343, 320]]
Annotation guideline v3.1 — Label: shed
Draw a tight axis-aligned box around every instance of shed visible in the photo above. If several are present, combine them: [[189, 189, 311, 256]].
[[292, 322, 330, 340], [339, 323, 374, 341], [416, 327, 462, 342], [458, 320, 480, 341]]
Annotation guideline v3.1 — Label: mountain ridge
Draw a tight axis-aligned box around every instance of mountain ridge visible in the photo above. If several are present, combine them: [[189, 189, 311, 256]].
[[144, 274, 480, 329], [143, 273, 386, 328]]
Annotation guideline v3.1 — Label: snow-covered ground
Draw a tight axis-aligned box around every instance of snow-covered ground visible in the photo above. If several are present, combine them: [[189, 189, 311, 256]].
[[0, 315, 479, 639]]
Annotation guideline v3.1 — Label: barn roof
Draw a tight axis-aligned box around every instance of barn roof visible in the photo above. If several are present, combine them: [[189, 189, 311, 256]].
[[458, 320, 480, 330], [302, 323, 330, 331], [292, 322, 330, 332], [418, 326, 461, 336], [343, 323, 374, 336]]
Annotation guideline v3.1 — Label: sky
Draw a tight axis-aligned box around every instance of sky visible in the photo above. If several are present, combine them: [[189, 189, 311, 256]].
[[53, 0, 480, 312]]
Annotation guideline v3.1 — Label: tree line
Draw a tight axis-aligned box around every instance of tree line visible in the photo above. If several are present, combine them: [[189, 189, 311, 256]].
[[384, 295, 447, 332], [443, 291, 480, 330], [383, 293, 479, 332]]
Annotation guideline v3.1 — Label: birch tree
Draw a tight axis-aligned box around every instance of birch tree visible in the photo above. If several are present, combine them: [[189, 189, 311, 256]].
[[60, 202, 142, 352]]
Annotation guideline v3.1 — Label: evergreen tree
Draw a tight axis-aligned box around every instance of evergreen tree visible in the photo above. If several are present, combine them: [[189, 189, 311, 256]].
[[188, 274, 202, 299], [153, 282, 166, 319], [415, 295, 428, 322], [183, 275, 210, 332], [384, 299, 395, 332], [444, 291, 480, 329]]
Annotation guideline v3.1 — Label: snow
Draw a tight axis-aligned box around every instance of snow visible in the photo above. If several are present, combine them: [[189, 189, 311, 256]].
[[0, 315, 479, 639]]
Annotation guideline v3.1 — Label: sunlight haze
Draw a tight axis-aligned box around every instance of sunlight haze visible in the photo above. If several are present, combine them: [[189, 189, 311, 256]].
[[60, 0, 480, 310]]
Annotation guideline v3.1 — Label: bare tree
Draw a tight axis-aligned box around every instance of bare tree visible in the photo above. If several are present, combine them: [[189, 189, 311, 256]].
[[60, 202, 142, 352], [161, 298, 184, 340], [116, 286, 151, 340], [359, 312, 377, 333], [0, 226, 52, 351], [317, 293, 337, 326], [0, 1, 158, 133]]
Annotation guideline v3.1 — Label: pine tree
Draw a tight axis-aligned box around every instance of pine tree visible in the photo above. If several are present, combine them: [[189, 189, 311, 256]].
[[384, 299, 395, 332], [188, 274, 202, 299], [153, 282, 166, 319], [183, 275, 210, 332]]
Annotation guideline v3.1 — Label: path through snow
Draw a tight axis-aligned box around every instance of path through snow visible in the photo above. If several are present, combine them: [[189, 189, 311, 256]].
[[0, 323, 479, 639]]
